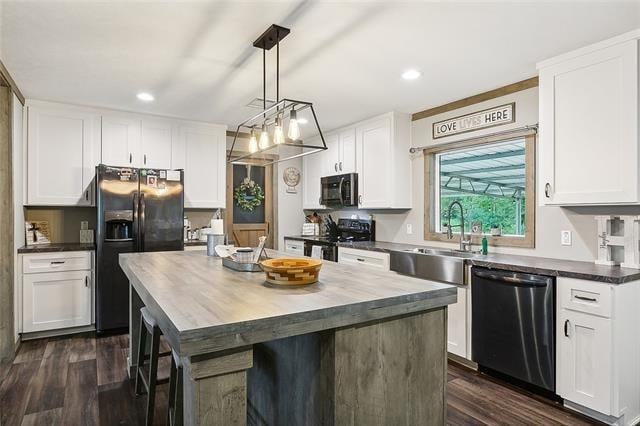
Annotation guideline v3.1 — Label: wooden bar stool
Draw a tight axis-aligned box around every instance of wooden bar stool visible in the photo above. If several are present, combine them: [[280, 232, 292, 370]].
[[167, 349, 183, 426], [135, 307, 171, 426]]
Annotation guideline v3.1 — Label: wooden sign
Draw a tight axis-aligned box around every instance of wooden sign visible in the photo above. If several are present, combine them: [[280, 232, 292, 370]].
[[432, 102, 515, 139]]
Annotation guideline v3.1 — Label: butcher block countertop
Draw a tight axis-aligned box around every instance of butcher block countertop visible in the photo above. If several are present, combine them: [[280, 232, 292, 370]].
[[119, 249, 456, 357]]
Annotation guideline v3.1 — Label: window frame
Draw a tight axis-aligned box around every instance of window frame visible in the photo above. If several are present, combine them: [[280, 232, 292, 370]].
[[423, 131, 536, 248]]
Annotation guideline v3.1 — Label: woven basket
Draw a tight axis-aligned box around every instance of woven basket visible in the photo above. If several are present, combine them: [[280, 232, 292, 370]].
[[260, 258, 322, 286]]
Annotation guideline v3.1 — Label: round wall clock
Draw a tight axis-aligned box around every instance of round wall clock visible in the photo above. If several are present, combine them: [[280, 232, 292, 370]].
[[283, 167, 301, 193]]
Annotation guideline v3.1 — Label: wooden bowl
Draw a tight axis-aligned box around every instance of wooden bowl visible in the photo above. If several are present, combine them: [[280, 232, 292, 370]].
[[260, 258, 322, 286]]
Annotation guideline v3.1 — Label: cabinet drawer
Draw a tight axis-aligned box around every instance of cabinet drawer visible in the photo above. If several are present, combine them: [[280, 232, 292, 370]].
[[338, 247, 390, 271], [284, 240, 304, 256], [23, 251, 93, 274], [558, 277, 612, 318]]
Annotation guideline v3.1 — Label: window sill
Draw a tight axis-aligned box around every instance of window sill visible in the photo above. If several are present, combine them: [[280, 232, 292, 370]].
[[424, 231, 534, 249]]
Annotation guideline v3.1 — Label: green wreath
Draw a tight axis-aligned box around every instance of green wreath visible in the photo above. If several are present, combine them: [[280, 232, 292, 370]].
[[234, 179, 264, 211]]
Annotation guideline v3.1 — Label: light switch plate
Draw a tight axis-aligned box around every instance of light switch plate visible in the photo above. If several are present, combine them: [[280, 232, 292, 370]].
[[406, 224, 413, 235], [561, 230, 572, 246]]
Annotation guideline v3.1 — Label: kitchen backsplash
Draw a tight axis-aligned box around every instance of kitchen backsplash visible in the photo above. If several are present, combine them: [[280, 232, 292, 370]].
[[24, 207, 96, 244]]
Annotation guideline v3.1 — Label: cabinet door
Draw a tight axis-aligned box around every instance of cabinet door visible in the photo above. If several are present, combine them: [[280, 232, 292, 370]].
[[339, 128, 356, 174], [356, 117, 391, 208], [324, 133, 340, 176], [539, 40, 638, 205], [27, 105, 99, 206], [101, 115, 142, 167], [172, 123, 226, 208], [141, 119, 173, 169], [23, 270, 92, 332], [447, 286, 467, 358], [557, 309, 612, 415], [302, 138, 325, 210]]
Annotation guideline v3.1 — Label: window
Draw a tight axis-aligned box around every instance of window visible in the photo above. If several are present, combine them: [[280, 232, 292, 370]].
[[424, 132, 535, 248]]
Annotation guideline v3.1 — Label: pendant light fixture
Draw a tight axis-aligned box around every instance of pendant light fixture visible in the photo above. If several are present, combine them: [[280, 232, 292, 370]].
[[228, 24, 327, 166]]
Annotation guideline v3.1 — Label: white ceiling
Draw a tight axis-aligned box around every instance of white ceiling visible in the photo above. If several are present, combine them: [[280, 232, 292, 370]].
[[1, 1, 639, 131]]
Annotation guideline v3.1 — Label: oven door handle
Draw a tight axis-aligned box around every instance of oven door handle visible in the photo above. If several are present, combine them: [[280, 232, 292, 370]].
[[338, 177, 345, 207], [473, 269, 550, 287]]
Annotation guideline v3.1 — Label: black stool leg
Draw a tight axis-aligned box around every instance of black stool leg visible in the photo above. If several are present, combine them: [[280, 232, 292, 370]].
[[146, 325, 161, 426], [175, 363, 183, 426], [135, 311, 147, 396], [167, 355, 177, 425]]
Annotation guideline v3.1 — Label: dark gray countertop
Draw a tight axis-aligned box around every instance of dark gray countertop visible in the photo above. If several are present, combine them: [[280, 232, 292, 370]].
[[18, 242, 95, 254], [284, 235, 335, 243], [334, 240, 640, 285]]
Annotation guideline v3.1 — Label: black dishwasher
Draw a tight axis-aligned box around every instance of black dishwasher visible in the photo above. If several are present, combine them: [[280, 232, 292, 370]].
[[471, 267, 555, 393]]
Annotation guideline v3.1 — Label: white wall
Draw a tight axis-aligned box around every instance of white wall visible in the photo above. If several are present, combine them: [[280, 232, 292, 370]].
[[310, 87, 640, 262], [276, 156, 303, 251], [12, 93, 23, 341]]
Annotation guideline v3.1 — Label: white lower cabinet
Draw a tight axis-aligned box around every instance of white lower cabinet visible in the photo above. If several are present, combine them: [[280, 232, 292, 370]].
[[556, 277, 640, 425], [21, 251, 94, 333], [284, 239, 304, 256], [447, 286, 468, 358], [338, 247, 389, 271]]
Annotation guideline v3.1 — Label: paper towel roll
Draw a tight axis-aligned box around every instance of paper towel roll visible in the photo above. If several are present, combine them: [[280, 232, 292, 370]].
[[211, 219, 224, 235]]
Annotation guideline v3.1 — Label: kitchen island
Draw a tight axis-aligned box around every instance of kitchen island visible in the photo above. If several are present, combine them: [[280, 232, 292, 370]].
[[119, 250, 456, 425]]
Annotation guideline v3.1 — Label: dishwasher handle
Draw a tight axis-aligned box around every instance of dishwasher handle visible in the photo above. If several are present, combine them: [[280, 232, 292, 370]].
[[473, 268, 552, 287]]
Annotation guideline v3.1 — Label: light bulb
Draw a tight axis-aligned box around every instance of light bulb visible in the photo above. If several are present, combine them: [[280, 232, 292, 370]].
[[248, 129, 258, 153], [274, 117, 285, 145], [259, 123, 269, 149], [288, 109, 301, 141]]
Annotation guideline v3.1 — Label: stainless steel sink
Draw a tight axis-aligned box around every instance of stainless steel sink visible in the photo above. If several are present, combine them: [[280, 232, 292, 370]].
[[390, 247, 480, 285], [405, 248, 480, 259]]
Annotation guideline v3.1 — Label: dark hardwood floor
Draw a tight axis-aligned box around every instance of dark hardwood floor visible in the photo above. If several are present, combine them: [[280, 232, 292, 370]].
[[0, 332, 598, 425]]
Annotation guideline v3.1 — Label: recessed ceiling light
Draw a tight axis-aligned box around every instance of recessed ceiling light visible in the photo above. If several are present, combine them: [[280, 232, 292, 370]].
[[401, 69, 421, 80], [137, 92, 155, 102], [297, 117, 308, 124]]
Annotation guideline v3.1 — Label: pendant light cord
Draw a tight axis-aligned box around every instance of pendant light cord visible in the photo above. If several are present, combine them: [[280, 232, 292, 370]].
[[263, 47, 266, 119]]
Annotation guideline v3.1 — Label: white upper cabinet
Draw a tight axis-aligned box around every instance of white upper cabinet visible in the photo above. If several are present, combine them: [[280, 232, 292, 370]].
[[324, 132, 340, 175], [141, 119, 173, 169], [339, 128, 356, 174], [172, 122, 226, 208], [356, 112, 411, 209], [26, 102, 99, 206], [25, 100, 226, 207], [302, 136, 326, 210], [101, 115, 141, 167], [538, 32, 640, 205], [324, 129, 356, 176]]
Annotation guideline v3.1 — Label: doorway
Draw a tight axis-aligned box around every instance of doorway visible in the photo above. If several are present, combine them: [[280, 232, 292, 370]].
[[226, 162, 275, 248]]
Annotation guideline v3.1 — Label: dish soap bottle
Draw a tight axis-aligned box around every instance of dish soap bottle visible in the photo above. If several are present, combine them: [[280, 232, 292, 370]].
[[481, 236, 488, 255]]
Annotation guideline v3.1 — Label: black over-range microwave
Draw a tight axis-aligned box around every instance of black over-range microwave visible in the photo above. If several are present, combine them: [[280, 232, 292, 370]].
[[320, 173, 358, 207]]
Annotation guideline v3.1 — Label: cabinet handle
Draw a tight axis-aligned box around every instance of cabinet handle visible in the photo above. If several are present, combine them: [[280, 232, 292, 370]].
[[85, 190, 89, 201], [50, 260, 65, 265], [574, 295, 597, 302], [85, 276, 89, 287], [339, 161, 342, 171], [144, 154, 147, 165], [544, 183, 551, 198], [129, 153, 133, 164], [564, 319, 570, 337], [334, 163, 338, 172], [358, 195, 362, 204], [356, 258, 365, 262]]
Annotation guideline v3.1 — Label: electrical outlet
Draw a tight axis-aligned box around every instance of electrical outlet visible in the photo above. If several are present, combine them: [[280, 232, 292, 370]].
[[406, 224, 413, 235], [561, 230, 572, 246]]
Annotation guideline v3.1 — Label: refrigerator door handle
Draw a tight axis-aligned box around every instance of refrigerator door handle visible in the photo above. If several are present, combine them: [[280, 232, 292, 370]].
[[140, 193, 146, 252], [133, 192, 139, 251]]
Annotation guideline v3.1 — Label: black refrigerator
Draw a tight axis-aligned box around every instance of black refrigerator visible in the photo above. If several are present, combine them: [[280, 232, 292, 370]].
[[96, 164, 184, 332]]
